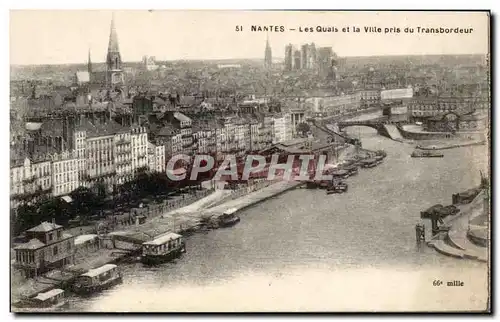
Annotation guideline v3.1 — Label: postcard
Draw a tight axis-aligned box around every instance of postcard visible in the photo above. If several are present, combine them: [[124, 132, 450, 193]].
[[10, 10, 490, 313]]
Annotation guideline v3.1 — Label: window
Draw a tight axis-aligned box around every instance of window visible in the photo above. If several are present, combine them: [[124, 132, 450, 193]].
[[57, 230, 62, 238], [48, 233, 53, 241], [53, 246, 58, 256]]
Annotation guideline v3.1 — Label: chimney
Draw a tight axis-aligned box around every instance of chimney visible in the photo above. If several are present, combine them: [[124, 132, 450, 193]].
[[52, 218, 56, 225]]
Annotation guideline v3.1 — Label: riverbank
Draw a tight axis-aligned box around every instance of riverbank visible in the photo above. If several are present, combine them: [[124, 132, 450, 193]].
[[416, 140, 486, 150], [11, 179, 304, 306]]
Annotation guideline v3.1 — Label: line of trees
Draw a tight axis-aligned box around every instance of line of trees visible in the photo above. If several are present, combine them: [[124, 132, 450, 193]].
[[11, 170, 207, 237]]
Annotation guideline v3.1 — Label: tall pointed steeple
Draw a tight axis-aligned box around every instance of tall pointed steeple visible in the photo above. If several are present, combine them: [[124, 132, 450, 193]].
[[264, 32, 272, 69], [108, 12, 120, 54], [87, 48, 92, 74], [105, 12, 124, 87], [106, 12, 122, 71]]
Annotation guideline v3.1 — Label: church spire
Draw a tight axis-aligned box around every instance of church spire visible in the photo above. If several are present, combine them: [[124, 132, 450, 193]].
[[87, 48, 92, 74], [106, 12, 122, 71], [105, 12, 124, 87], [108, 12, 120, 54], [264, 32, 272, 69]]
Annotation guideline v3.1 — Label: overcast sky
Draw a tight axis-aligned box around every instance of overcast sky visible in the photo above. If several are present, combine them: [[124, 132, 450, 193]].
[[10, 10, 489, 65]]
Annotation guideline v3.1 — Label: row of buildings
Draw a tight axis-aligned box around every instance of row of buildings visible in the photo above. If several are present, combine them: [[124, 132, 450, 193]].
[[10, 120, 166, 209], [10, 106, 302, 210]]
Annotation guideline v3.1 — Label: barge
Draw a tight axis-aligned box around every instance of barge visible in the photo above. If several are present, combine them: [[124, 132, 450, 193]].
[[141, 232, 186, 265], [326, 181, 348, 194], [72, 264, 123, 295], [411, 150, 444, 158]]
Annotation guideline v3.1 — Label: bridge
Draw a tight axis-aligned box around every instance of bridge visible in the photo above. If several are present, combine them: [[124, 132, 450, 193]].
[[337, 118, 408, 140]]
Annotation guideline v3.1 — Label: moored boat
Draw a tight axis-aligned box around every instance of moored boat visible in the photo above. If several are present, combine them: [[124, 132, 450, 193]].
[[218, 208, 241, 228], [141, 232, 186, 265], [72, 264, 123, 295], [411, 150, 444, 158], [326, 181, 348, 194], [330, 169, 350, 179], [15, 288, 68, 310], [341, 164, 358, 176], [360, 158, 377, 168]]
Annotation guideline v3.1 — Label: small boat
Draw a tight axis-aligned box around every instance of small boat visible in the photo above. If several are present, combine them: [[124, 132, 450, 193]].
[[411, 150, 444, 158], [360, 158, 377, 168], [141, 232, 186, 265], [330, 169, 350, 179], [341, 164, 358, 176], [218, 208, 241, 228], [327, 181, 348, 194], [72, 264, 123, 295], [318, 180, 330, 189], [15, 289, 68, 310]]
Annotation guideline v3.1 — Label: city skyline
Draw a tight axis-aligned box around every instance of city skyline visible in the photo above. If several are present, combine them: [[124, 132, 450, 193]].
[[10, 10, 489, 65]]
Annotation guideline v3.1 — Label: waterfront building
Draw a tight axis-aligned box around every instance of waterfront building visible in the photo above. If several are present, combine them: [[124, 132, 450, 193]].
[[272, 113, 292, 144], [130, 125, 149, 174], [147, 142, 166, 173], [283, 102, 307, 137], [73, 128, 87, 181], [154, 124, 180, 159], [51, 150, 80, 197], [10, 152, 52, 209], [249, 120, 260, 152], [318, 93, 362, 116], [360, 89, 381, 108], [14, 220, 76, 277], [423, 111, 488, 133], [192, 124, 216, 155], [114, 130, 133, 186], [409, 95, 489, 121], [76, 120, 128, 193], [260, 116, 275, 150], [175, 112, 193, 155]]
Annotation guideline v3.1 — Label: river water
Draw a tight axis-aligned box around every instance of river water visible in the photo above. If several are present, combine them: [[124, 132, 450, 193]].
[[68, 122, 489, 312]]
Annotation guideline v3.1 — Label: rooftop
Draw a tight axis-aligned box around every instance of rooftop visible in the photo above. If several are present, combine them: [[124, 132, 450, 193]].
[[26, 221, 63, 233], [81, 264, 118, 278], [143, 232, 182, 246], [173, 112, 191, 123], [14, 238, 45, 250]]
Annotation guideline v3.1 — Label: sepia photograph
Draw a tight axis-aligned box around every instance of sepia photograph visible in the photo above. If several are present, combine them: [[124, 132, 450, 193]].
[[9, 9, 491, 313]]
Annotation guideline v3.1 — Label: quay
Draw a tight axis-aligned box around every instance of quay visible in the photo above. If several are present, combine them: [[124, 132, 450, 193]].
[[11, 179, 304, 305], [425, 189, 489, 263], [202, 180, 304, 217], [416, 140, 486, 151]]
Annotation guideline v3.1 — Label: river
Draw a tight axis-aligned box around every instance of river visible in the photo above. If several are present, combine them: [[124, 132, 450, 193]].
[[67, 124, 489, 312]]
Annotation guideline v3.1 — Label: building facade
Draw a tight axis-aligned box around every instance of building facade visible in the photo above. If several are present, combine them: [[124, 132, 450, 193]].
[[10, 156, 52, 209], [51, 150, 80, 197], [148, 142, 166, 173], [131, 125, 149, 174], [14, 221, 76, 277]]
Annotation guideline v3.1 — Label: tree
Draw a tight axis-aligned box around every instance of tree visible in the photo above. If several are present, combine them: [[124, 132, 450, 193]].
[[296, 122, 311, 137], [70, 186, 101, 219]]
